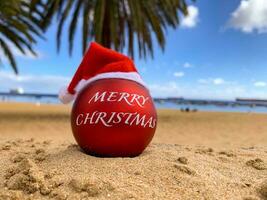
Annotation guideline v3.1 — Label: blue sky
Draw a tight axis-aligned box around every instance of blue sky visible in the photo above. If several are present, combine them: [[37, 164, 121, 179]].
[[1, 0, 267, 100]]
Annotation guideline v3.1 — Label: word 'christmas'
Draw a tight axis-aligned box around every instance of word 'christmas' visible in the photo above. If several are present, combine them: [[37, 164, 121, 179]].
[[88, 91, 149, 108], [76, 111, 156, 128]]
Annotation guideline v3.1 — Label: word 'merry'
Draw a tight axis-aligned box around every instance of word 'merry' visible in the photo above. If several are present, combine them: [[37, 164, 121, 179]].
[[88, 91, 149, 108]]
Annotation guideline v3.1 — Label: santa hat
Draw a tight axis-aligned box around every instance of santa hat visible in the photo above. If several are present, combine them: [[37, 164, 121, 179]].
[[59, 42, 146, 104]]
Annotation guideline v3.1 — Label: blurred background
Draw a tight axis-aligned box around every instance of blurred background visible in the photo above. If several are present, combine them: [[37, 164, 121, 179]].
[[1, 0, 267, 113]]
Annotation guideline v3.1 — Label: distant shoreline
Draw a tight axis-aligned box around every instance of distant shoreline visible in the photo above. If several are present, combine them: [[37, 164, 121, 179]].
[[2, 98, 267, 114]]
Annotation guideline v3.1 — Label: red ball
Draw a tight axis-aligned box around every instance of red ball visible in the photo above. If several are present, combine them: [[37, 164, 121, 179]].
[[71, 78, 157, 157]]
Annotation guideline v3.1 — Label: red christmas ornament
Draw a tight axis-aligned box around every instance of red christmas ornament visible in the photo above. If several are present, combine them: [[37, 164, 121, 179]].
[[71, 79, 157, 157], [59, 42, 157, 157]]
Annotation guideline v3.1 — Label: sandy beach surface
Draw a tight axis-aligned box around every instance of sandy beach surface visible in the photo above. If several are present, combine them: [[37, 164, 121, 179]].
[[0, 102, 266, 200]]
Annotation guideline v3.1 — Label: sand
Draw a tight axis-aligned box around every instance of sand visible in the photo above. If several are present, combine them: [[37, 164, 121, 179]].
[[0, 102, 267, 200]]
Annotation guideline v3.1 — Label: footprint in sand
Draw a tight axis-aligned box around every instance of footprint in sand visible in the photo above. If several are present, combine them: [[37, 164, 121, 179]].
[[195, 147, 214, 155], [174, 164, 196, 175], [69, 178, 115, 197], [42, 140, 51, 145], [218, 151, 236, 157], [34, 148, 48, 162], [25, 138, 35, 143], [177, 157, 188, 165], [1, 144, 11, 150], [11, 153, 27, 163], [49, 190, 68, 200], [246, 158, 267, 170]]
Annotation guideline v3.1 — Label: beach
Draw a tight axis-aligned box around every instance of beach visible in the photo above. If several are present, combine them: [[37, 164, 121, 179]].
[[0, 102, 267, 199]]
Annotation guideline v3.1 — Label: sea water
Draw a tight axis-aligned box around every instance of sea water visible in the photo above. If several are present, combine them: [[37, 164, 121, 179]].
[[154, 101, 267, 113], [1, 97, 267, 114]]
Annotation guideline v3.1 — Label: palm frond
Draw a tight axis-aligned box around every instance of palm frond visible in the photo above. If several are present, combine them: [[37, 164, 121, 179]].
[[0, 38, 18, 74], [0, 0, 44, 74], [82, 1, 93, 53], [56, 0, 74, 52], [35, 0, 191, 59], [68, 0, 83, 55]]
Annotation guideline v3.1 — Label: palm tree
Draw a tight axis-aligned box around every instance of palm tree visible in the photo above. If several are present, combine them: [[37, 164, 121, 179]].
[[0, 0, 43, 74], [32, 0, 189, 59]]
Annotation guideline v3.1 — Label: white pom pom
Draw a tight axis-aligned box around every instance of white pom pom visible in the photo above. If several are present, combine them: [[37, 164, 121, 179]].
[[58, 86, 74, 104]]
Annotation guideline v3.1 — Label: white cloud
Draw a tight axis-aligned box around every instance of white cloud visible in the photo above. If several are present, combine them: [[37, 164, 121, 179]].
[[198, 78, 226, 85], [254, 81, 266, 87], [181, 5, 199, 28], [148, 81, 248, 100], [228, 0, 267, 33], [213, 78, 225, 85], [183, 62, 192, 68], [148, 82, 181, 97], [173, 71, 185, 78], [0, 71, 70, 93], [149, 80, 267, 100]]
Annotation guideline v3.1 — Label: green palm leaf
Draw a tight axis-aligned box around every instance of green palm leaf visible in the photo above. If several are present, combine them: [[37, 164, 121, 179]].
[[68, 0, 83, 55], [0, 38, 18, 74], [37, 0, 190, 59], [0, 0, 44, 74]]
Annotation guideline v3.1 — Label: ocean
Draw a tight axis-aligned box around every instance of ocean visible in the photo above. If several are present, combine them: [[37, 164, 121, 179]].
[[155, 101, 267, 113], [2, 96, 267, 114]]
